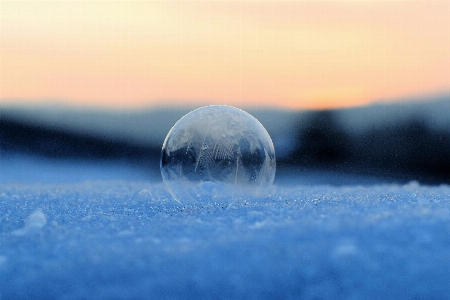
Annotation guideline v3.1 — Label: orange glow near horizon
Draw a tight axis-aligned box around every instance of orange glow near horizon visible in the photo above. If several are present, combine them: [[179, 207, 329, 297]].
[[1, 1, 449, 110]]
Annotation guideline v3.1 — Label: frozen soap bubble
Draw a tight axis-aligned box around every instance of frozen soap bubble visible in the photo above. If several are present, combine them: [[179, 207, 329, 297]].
[[160, 105, 276, 204]]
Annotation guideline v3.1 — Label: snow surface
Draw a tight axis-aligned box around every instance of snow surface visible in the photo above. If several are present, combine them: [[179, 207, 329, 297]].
[[0, 154, 154, 184], [1, 175, 450, 299]]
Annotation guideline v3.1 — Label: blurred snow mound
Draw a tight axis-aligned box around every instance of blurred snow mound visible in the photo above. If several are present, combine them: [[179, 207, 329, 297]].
[[11, 209, 47, 236]]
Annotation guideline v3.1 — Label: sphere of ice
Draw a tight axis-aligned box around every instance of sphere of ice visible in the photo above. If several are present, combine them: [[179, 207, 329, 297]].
[[160, 105, 276, 204]]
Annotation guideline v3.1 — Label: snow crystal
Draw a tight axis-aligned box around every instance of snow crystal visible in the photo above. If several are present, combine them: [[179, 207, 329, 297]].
[[0, 256, 7, 267], [11, 209, 47, 236]]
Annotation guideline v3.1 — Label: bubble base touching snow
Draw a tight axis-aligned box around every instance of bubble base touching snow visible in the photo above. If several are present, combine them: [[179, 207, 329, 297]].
[[1, 181, 450, 299], [164, 180, 275, 205]]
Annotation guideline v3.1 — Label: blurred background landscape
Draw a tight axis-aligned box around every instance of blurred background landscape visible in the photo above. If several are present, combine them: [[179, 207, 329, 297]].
[[1, 1, 449, 185]]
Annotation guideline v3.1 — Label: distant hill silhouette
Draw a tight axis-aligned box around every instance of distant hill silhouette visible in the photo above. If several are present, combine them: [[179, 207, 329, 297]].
[[1, 96, 449, 184], [0, 116, 160, 170]]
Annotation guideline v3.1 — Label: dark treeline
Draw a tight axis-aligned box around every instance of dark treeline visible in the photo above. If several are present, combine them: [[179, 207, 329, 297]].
[[281, 110, 450, 183]]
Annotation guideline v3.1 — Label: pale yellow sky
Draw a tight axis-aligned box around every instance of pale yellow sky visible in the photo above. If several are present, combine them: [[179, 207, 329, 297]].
[[1, 1, 449, 109]]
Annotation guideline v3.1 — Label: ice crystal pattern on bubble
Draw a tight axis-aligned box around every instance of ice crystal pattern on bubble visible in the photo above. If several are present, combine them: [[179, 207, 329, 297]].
[[160, 105, 276, 203]]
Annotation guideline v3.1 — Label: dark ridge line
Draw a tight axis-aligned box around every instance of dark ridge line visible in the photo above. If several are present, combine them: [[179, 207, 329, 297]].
[[0, 116, 160, 165]]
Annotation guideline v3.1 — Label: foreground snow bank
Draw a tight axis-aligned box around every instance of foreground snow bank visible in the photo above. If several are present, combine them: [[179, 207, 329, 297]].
[[1, 181, 450, 299]]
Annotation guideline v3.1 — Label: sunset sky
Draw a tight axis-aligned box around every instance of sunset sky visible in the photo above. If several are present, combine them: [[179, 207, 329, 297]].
[[1, 1, 449, 110]]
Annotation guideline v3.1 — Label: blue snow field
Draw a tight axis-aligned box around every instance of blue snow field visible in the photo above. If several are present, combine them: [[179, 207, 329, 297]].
[[1, 162, 450, 299]]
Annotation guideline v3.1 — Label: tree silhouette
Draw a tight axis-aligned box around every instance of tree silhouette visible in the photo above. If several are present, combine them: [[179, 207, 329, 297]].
[[289, 110, 350, 167]]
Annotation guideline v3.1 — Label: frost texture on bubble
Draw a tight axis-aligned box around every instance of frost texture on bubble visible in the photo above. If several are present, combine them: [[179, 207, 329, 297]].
[[161, 105, 276, 203]]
